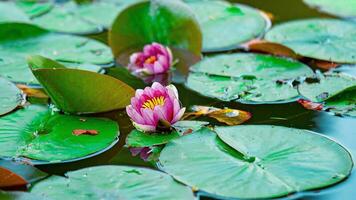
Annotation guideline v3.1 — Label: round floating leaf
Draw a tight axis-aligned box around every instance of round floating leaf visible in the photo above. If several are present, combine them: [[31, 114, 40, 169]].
[[0, 77, 23, 116], [0, 191, 43, 200], [0, 105, 119, 163], [31, 4, 101, 34], [0, 2, 29, 23], [109, 0, 202, 58], [16, 0, 53, 18], [303, 0, 356, 18], [31, 165, 195, 200], [265, 19, 356, 63], [186, 53, 313, 103], [185, 0, 269, 52], [0, 23, 113, 84], [172, 120, 209, 135], [298, 73, 356, 102], [299, 73, 356, 116], [127, 130, 180, 148], [28, 56, 134, 114], [159, 126, 353, 199]]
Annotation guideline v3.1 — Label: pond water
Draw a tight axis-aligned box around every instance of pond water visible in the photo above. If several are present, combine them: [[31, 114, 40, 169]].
[[2, 0, 355, 199]]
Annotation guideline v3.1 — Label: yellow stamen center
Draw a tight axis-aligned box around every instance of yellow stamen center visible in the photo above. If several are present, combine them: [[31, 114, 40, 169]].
[[142, 96, 165, 110], [144, 56, 157, 64]]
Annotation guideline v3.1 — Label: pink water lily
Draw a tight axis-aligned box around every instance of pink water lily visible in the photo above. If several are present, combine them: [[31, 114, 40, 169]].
[[126, 82, 185, 132], [128, 42, 173, 75]]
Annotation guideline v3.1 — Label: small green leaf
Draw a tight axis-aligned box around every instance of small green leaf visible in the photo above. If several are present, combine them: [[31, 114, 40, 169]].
[[126, 129, 180, 148]]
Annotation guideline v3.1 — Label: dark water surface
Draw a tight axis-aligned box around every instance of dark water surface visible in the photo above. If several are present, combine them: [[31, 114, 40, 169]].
[[28, 0, 355, 199]]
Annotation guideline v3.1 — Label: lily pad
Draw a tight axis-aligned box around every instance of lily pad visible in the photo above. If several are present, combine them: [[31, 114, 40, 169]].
[[0, 105, 119, 163], [298, 73, 356, 102], [0, 191, 43, 200], [172, 120, 209, 135], [16, 0, 53, 18], [0, 77, 23, 116], [126, 130, 180, 148], [159, 126, 353, 199], [298, 73, 356, 116], [185, 0, 270, 52], [265, 19, 356, 63], [30, 165, 195, 200], [0, 23, 113, 84], [0, 2, 29, 23], [303, 0, 356, 18], [186, 53, 313, 103], [28, 56, 135, 114], [109, 0, 202, 58]]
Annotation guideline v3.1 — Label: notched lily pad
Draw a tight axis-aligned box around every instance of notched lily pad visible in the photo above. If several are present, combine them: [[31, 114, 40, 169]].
[[159, 126, 353, 199], [30, 165, 195, 200], [185, 0, 270, 52], [0, 76, 23, 116], [0, 23, 113, 84], [265, 19, 356, 63], [28, 55, 134, 114], [186, 53, 313, 104], [0, 105, 119, 163]]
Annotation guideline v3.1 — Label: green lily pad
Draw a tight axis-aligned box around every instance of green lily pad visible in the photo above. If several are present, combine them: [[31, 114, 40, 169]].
[[109, 0, 202, 58], [0, 105, 119, 163], [303, 0, 356, 18], [0, 2, 29, 23], [126, 130, 180, 148], [265, 19, 356, 63], [30, 165, 195, 200], [16, 0, 53, 18], [159, 126, 353, 199], [31, 4, 101, 34], [185, 0, 269, 52], [28, 56, 135, 114], [0, 76, 23, 116], [298, 73, 356, 102], [299, 73, 356, 116], [0, 23, 113, 84], [186, 53, 313, 103], [0, 191, 43, 200]]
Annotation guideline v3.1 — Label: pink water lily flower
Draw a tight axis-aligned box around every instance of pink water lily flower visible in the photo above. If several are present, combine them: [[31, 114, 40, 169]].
[[126, 82, 185, 132], [128, 42, 173, 75]]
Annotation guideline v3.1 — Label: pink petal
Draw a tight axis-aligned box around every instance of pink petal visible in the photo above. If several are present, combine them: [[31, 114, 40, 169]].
[[172, 107, 186, 124], [140, 108, 158, 126], [126, 106, 145, 124]]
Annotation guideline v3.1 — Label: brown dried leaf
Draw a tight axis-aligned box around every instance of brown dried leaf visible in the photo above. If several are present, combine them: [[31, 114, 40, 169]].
[[242, 39, 300, 59], [72, 129, 99, 136], [312, 60, 339, 70], [298, 99, 323, 111], [0, 167, 27, 189], [184, 106, 251, 126], [17, 84, 48, 99]]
